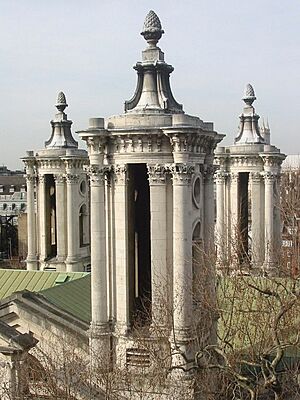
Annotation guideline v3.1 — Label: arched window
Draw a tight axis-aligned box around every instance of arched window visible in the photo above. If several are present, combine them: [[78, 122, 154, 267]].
[[79, 204, 89, 247]]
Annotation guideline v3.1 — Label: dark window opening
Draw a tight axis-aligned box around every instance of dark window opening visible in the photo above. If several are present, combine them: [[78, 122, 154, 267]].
[[128, 164, 151, 327], [45, 174, 57, 258], [79, 204, 89, 247], [238, 172, 249, 264]]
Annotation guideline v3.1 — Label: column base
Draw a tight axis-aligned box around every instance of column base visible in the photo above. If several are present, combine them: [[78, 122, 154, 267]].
[[26, 258, 38, 271], [89, 322, 111, 372]]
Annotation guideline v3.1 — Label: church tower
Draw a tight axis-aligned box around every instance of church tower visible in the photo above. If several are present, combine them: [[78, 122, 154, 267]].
[[215, 84, 285, 273], [78, 11, 223, 375], [23, 92, 90, 272]]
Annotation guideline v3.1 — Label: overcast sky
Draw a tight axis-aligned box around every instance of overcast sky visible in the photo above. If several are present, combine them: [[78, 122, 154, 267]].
[[1, 0, 300, 170]]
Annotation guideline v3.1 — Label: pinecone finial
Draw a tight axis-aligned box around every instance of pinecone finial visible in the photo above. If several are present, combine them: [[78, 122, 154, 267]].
[[141, 10, 164, 47]]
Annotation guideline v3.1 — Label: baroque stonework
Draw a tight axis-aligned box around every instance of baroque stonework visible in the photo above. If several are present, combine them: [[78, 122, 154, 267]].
[[65, 173, 80, 184], [54, 174, 65, 184], [87, 165, 110, 185], [113, 164, 127, 184], [147, 164, 167, 184], [169, 163, 194, 184], [250, 171, 262, 183]]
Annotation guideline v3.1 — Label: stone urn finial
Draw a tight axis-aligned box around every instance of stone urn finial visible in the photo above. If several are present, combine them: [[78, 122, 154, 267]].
[[56, 91, 68, 112], [141, 10, 164, 47], [242, 83, 256, 106]]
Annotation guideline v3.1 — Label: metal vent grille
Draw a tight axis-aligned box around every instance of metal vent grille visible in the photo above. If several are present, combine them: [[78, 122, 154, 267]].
[[126, 348, 150, 367]]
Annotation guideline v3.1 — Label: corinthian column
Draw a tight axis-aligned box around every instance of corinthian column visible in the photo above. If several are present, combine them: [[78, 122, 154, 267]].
[[88, 166, 109, 332], [65, 172, 79, 271], [114, 164, 130, 334], [264, 172, 275, 270], [170, 163, 194, 340], [203, 166, 215, 255], [250, 172, 264, 267], [215, 171, 226, 264], [54, 174, 66, 264], [38, 174, 47, 263], [147, 164, 168, 328], [25, 172, 37, 270], [229, 172, 239, 263]]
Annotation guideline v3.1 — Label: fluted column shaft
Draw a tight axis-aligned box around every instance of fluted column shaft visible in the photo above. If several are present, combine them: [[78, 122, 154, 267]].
[[215, 172, 226, 263], [114, 165, 130, 334], [54, 175, 67, 264], [171, 163, 194, 339], [26, 173, 37, 270], [229, 172, 239, 261], [264, 172, 275, 268], [89, 166, 108, 327], [65, 173, 79, 271], [147, 164, 168, 327], [38, 175, 47, 262], [203, 167, 215, 254], [250, 172, 264, 266]]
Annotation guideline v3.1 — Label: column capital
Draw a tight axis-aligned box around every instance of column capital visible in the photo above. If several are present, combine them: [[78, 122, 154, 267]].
[[54, 174, 65, 184], [37, 174, 46, 184], [264, 171, 277, 183], [113, 164, 127, 184], [229, 171, 239, 184], [87, 165, 110, 185], [168, 163, 194, 184], [26, 174, 36, 184], [214, 171, 227, 184], [250, 171, 262, 183], [203, 165, 217, 183], [147, 163, 167, 184], [65, 173, 80, 184]]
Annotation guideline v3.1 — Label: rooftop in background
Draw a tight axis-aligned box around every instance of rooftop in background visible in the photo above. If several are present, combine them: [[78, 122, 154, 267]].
[[40, 274, 91, 324], [0, 269, 88, 300], [0, 166, 24, 176], [282, 155, 300, 170]]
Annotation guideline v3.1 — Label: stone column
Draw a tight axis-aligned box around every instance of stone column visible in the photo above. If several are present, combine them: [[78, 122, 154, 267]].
[[229, 172, 239, 263], [38, 174, 47, 263], [54, 174, 66, 265], [264, 172, 275, 270], [147, 164, 168, 328], [215, 171, 226, 264], [203, 166, 215, 255], [250, 172, 264, 267], [114, 165, 130, 334], [65, 172, 79, 272], [273, 174, 282, 255], [89, 166, 109, 334], [170, 163, 194, 340], [25, 173, 37, 270]]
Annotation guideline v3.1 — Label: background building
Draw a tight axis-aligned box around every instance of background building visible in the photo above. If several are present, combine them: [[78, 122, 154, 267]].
[[0, 166, 26, 265], [214, 84, 285, 274], [23, 93, 90, 272]]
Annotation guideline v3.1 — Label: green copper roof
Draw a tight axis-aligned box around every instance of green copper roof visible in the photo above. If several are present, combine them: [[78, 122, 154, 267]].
[[0, 270, 88, 300], [40, 274, 91, 323]]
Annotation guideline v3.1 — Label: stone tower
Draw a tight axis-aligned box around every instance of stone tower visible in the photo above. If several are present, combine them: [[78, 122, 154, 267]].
[[23, 92, 90, 272], [78, 10, 223, 375], [215, 84, 285, 273]]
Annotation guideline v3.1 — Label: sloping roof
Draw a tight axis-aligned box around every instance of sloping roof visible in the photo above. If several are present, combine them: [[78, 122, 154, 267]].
[[0, 269, 88, 300], [40, 274, 91, 323]]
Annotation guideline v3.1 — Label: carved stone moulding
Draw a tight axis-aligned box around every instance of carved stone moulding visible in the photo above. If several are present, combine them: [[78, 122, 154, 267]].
[[110, 133, 166, 155], [230, 155, 262, 168]]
